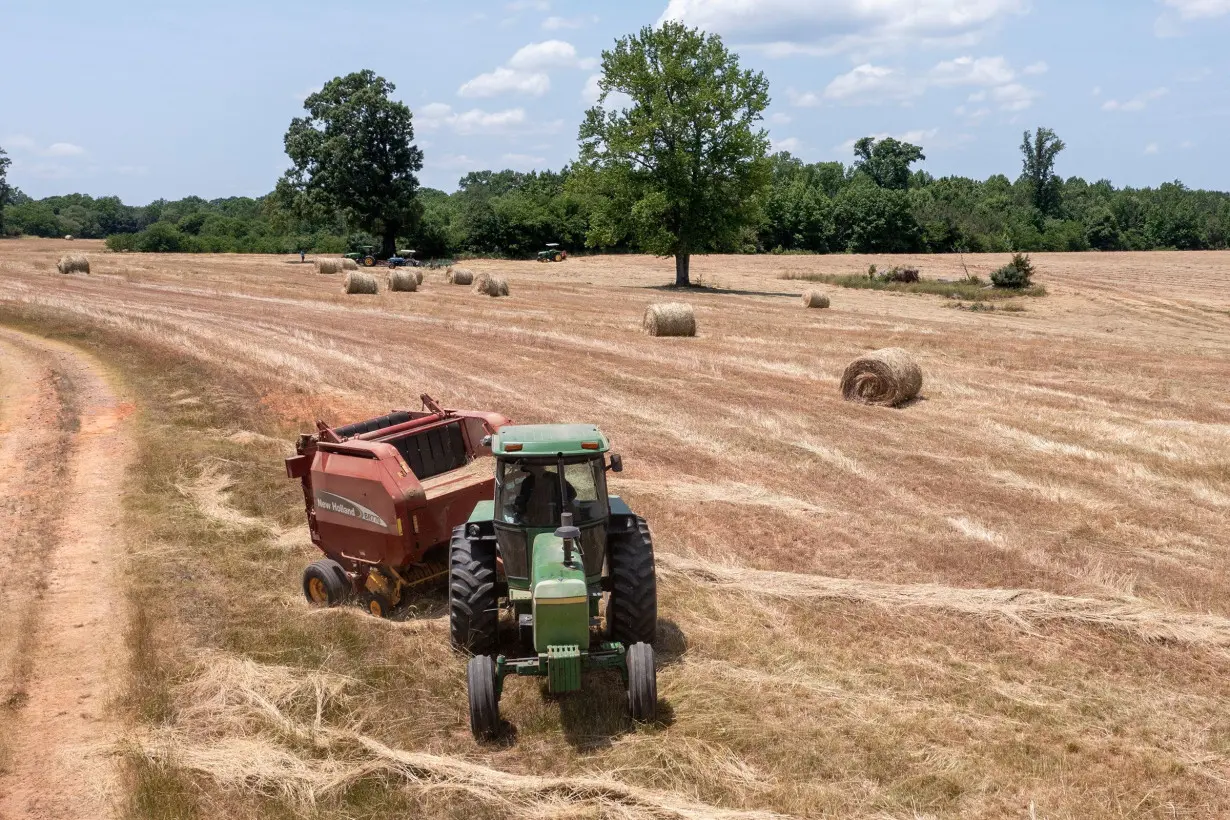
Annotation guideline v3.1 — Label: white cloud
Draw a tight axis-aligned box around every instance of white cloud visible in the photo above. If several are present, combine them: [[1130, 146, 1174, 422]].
[[436, 154, 484, 171], [459, 67, 550, 98], [509, 39, 596, 70], [1102, 87, 1168, 112], [581, 74, 602, 104], [502, 152, 547, 168], [1144, 142, 1160, 155], [115, 165, 150, 176], [660, 0, 1028, 55], [989, 83, 1040, 111], [418, 103, 544, 135], [930, 55, 1015, 86], [1180, 139, 1196, 149], [1023, 61, 1049, 75], [823, 64, 917, 102], [543, 14, 596, 30], [768, 112, 793, 125], [773, 136, 802, 153], [1162, 0, 1230, 19], [44, 142, 85, 157]]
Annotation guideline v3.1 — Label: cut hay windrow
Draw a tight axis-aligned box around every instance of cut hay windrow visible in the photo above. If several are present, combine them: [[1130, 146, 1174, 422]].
[[316, 259, 343, 275], [341, 258, 359, 271], [446, 267, 474, 285], [801, 290, 830, 309], [343, 272, 379, 295], [137, 654, 784, 820], [387, 270, 418, 292], [56, 254, 90, 275], [643, 302, 696, 337], [657, 553, 1230, 650], [471, 272, 509, 297], [840, 347, 921, 407]]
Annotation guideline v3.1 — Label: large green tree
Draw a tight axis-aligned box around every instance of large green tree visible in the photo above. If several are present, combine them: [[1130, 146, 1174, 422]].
[[852, 137, 925, 190], [0, 146, 11, 234], [280, 70, 423, 258], [1021, 127, 1065, 216], [574, 22, 771, 286]]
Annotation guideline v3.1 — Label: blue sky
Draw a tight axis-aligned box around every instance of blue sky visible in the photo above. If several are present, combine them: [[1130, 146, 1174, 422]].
[[2, 0, 1226, 203]]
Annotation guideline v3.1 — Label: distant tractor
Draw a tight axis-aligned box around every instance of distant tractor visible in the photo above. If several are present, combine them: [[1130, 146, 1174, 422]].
[[451, 424, 658, 740], [343, 246, 420, 268], [537, 243, 567, 263], [344, 246, 379, 267]]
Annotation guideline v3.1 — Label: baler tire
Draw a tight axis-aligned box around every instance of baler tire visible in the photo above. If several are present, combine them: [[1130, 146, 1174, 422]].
[[362, 590, 395, 619], [626, 642, 657, 723], [467, 654, 501, 741], [449, 526, 499, 654], [303, 559, 349, 607], [607, 516, 657, 646]]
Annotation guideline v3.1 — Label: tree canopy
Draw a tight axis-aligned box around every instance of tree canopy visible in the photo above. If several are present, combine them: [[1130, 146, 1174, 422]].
[[280, 70, 424, 258], [852, 137, 926, 191], [1021, 127, 1066, 216], [573, 22, 772, 285], [0, 146, 11, 234]]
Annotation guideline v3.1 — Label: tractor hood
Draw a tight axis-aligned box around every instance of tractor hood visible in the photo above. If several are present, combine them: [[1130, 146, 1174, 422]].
[[530, 531, 590, 652]]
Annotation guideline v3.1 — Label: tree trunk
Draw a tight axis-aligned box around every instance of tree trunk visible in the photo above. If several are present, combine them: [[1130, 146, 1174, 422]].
[[674, 253, 691, 287], [380, 228, 398, 260]]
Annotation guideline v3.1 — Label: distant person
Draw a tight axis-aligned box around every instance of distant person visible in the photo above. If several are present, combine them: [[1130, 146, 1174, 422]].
[[299, 250, 306, 263]]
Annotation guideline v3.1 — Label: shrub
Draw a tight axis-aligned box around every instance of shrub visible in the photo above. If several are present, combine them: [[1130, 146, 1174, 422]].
[[879, 266, 920, 283], [991, 252, 1035, 289]]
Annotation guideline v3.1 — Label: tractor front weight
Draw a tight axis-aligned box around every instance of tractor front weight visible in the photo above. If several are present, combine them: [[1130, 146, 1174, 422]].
[[494, 641, 628, 695]]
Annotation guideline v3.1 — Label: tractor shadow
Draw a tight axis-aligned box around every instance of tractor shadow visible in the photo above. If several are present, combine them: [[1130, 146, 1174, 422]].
[[553, 618, 686, 751]]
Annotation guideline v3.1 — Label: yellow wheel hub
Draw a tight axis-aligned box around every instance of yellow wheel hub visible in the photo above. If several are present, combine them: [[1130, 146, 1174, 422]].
[[368, 599, 383, 617], [308, 577, 329, 603]]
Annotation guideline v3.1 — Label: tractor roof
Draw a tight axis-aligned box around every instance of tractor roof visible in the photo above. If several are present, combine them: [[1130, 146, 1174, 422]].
[[492, 424, 610, 457], [545, 243, 560, 247]]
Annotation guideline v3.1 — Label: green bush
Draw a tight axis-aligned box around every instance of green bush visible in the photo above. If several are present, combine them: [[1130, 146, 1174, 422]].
[[991, 252, 1035, 289]]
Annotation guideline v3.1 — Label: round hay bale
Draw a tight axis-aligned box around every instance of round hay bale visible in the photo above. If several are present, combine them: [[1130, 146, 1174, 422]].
[[56, 254, 90, 275], [387, 270, 418, 292], [317, 259, 343, 275], [341, 258, 359, 271], [343, 271, 379, 295], [471, 272, 509, 297], [413, 268, 424, 286], [642, 302, 696, 337], [446, 267, 474, 285], [840, 348, 922, 407], [801, 289, 830, 309], [64, 235, 74, 241]]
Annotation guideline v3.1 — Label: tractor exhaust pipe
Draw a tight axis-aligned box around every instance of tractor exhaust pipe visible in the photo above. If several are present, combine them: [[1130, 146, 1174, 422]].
[[555, 512, 581, 567]]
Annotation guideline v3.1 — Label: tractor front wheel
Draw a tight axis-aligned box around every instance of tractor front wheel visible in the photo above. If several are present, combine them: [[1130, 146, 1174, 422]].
[[363, 256, 376, 267], [626, 642, 657, 723], [449, 526, 499, 654], [467, 655, 501, 740], [302, 559, 350, 607], [606, 516, 657, 645]]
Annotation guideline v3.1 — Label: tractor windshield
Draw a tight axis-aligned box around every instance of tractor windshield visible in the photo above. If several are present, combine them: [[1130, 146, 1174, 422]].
[[497, 457, 607, 527]]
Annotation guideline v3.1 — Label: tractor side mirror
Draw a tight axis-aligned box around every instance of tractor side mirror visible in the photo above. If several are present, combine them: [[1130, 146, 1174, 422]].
[[608, 454, 623, 473]]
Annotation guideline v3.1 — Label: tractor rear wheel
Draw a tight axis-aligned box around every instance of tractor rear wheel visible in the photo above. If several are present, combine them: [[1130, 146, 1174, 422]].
[[606, 516, 657, 645], [363, 255, 376, 267], [626, 642, 657, 723], [302, 559, 349, 607], [449, 526, 499, 654], [467, 654, 501, 741]]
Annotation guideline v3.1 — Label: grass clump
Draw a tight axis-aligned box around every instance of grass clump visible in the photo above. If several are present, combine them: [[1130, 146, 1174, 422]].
[[783, 272, 1044, 301]]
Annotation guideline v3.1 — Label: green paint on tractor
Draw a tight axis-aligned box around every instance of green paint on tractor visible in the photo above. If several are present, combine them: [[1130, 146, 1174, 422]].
[[450, 422, 658, 740]]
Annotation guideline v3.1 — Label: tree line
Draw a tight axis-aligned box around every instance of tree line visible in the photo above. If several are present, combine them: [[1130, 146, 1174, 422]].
[[2, 24, 1228, 279]]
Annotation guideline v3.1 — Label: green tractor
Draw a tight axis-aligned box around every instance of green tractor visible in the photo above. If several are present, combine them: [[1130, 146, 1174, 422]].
[[537, 243, 567, 262], [344, 245, 379, 267], [450, 424, 658, 740]]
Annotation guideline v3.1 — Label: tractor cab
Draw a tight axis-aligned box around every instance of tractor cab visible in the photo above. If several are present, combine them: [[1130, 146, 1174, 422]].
[[344, 245, 379, 267], [536, 243, 567, 262], [450, 423, 657, 739]]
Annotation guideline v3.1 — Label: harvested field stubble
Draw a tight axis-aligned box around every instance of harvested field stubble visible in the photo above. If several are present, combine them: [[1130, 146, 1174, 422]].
[[2, 239, 1230, 818]]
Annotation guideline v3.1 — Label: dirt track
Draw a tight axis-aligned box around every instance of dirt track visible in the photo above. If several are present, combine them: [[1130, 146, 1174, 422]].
[[0, 328, 132, 820]]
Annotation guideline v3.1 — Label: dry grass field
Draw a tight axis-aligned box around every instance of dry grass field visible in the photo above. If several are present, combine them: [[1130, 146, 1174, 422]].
[[1, 236, 1229, 819]]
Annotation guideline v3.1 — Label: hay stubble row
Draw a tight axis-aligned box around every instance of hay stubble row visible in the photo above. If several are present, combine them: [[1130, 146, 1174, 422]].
[[2, 238, 1229, 817]]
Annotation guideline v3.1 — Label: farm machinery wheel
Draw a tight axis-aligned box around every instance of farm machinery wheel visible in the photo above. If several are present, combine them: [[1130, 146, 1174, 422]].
[[606, 516, 657, 645], [449, 526, 499, 654], [626, 642, 657, 723], [302, 559, 350, 607], [363, 255, 376, 267], [467, 654, 501, 740], [362, 590, 396, 618]]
